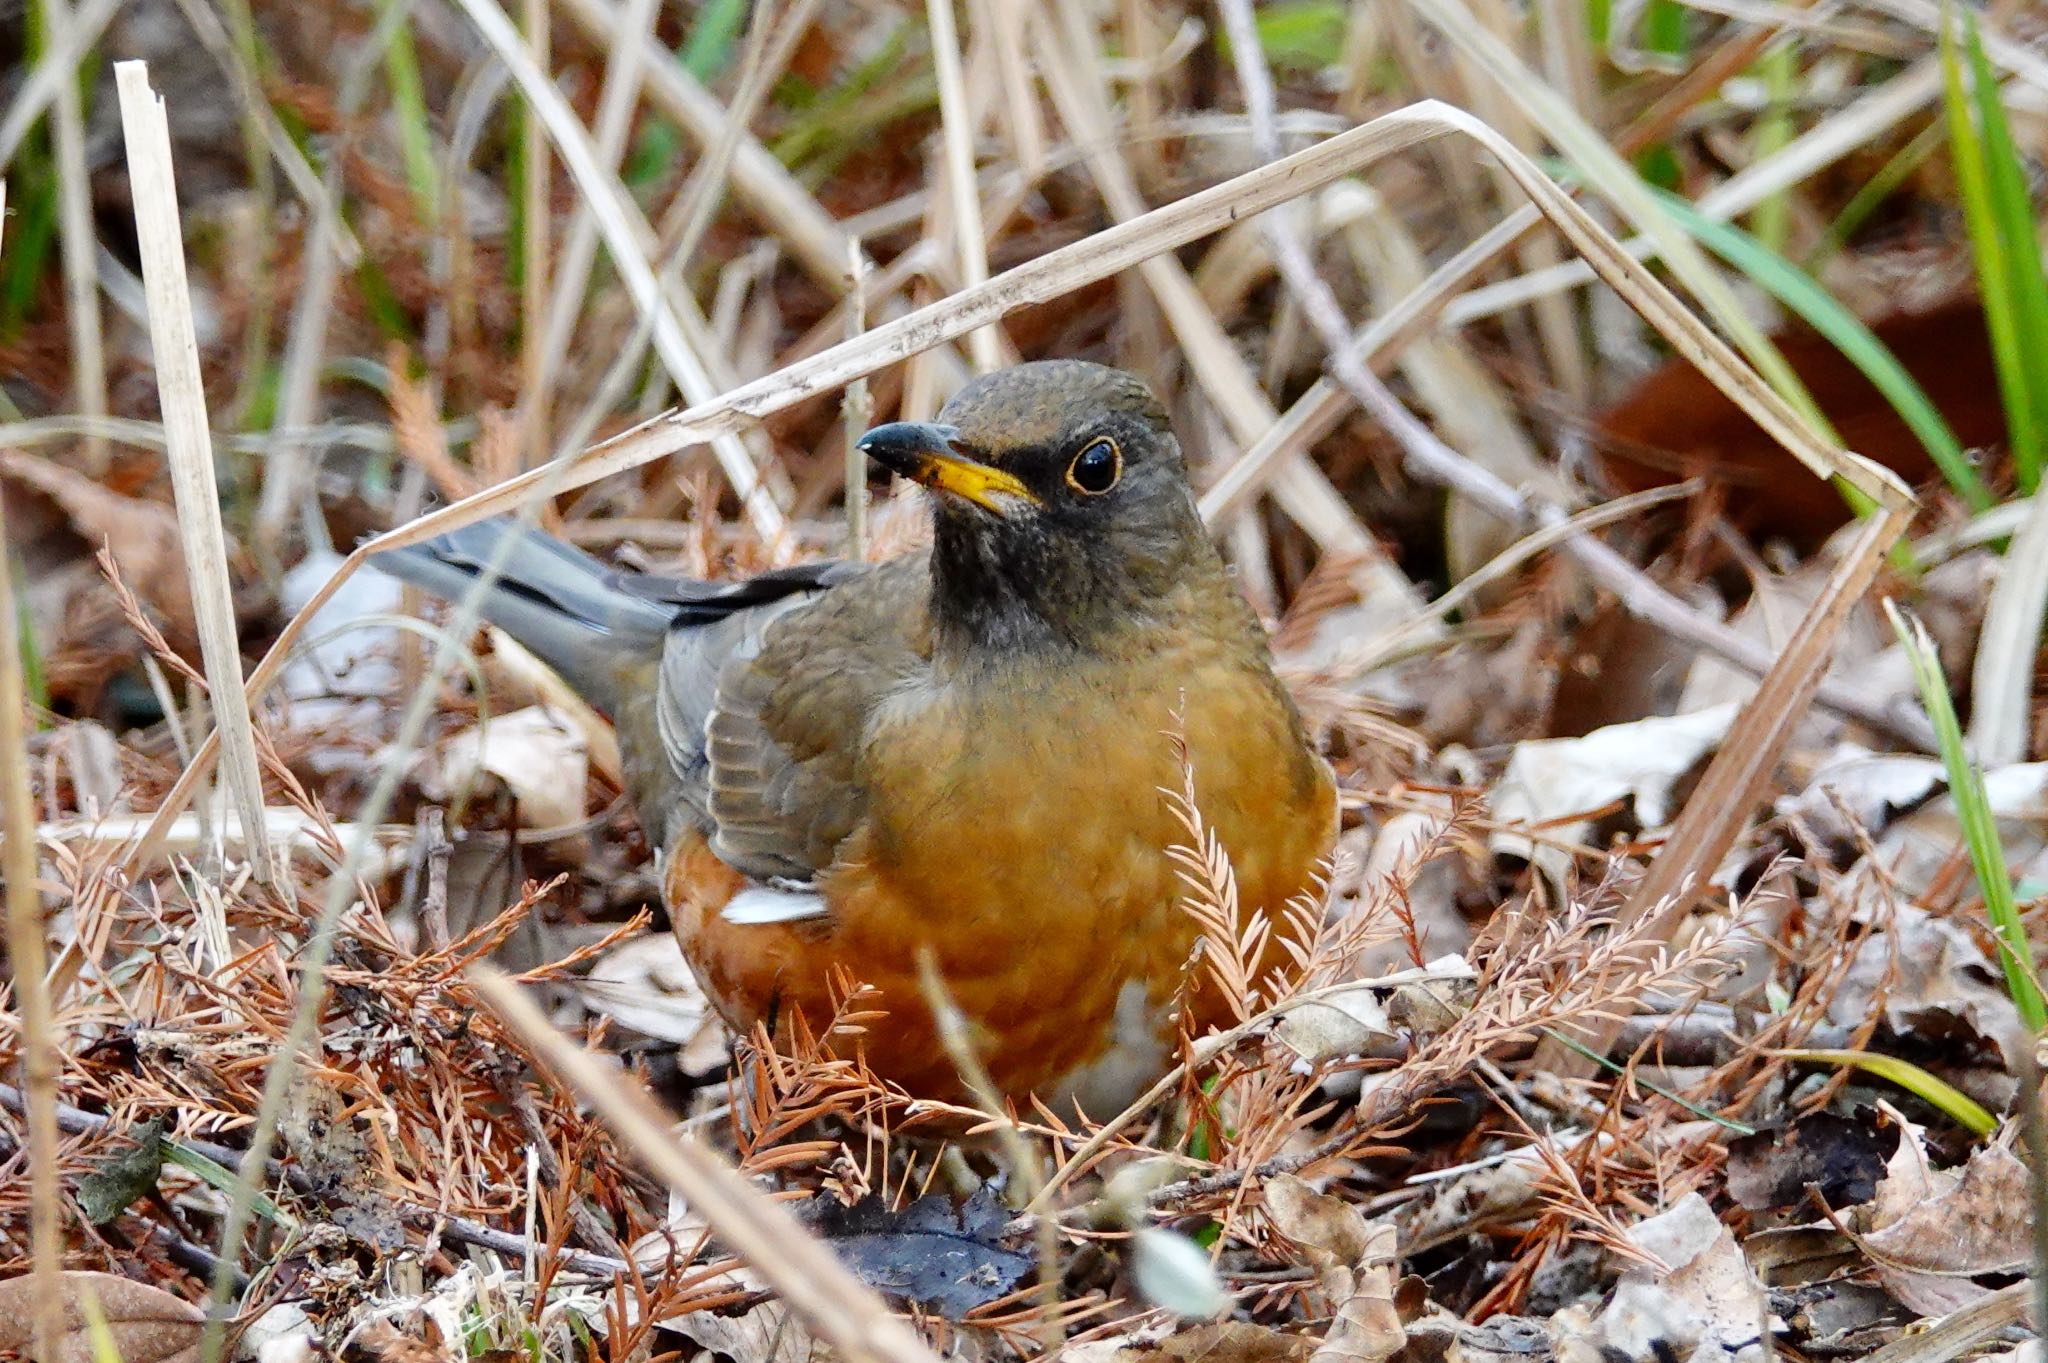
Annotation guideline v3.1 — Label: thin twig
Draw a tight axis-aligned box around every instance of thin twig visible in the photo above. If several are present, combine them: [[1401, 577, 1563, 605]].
[[0, 1083, 642, 1279]]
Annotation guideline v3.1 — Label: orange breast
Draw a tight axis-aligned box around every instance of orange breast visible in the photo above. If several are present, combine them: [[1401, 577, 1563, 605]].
[[664, 649, 1335, 1115]]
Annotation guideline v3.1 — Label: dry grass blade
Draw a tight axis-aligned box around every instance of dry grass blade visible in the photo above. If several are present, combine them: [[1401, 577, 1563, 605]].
[[1536, 498, 1915, 1077], [365, 95, 1909, 560], [1409, 0, 1839, 477], [1969, 475, 2048, 765], [449, 0, 788, 539], [467, 965, 951, 1363], [531, 0, 661, 440], [1212, 19, 1926, 748], [554, 0, 858, 291], [0, 163, 64, 1363], [42, 0, 108, 472], [1444, 59, 1943, 328], [1854, 1281, 2032, 1363], [1197, 205, 1540, 524], [1032, 0, 1378, 560], [158, 0, 362, 267], [114, 60, 279, 887], [254, 0, 406, 560], [927, 0, 1002, 373], [520, 0, 551, 466], [0, 0, 118, 166]]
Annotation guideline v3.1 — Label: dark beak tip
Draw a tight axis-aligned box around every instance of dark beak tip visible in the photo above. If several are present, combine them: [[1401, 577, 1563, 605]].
[[856, 421, 961, 455]]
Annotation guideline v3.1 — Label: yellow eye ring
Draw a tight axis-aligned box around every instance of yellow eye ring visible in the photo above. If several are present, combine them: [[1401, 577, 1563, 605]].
[[1066, 437, 1122, 495]]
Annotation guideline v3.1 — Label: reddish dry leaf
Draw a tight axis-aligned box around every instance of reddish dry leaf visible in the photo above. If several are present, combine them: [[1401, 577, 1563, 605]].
[[0, 1270, 204, 1363]]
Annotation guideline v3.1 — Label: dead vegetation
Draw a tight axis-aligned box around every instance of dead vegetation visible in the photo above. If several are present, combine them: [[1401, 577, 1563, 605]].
[[3, 0, 2048, 1361]]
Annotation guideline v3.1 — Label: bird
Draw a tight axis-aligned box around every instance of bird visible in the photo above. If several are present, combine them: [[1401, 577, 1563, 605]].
[[374, 360, 1337, 1115]]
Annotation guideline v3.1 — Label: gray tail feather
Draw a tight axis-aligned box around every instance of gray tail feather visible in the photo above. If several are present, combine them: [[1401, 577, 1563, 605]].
[[370, 517, 671, 713]]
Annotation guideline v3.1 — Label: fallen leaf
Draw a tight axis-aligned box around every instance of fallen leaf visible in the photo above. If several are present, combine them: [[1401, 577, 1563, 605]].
[[1825, 905, 2026, 1069], [279, 1071, 404, 1250], [1489, 704, 1738, 885], [801, 1187, 1033, 1318], [1149, 1321, 1316, 1363], [578, 934, 726, 1067], [661, 1294, 821, 1363], [1265, 1175, 1404, 1363], [1864, 1143, 2033, 1315], [0, 1270, 203, 1363], [1277, 985, 1395, 1064], [1605, 1194, 1767, 1360], [0, 450, 196, 638], [431, 705, 591, 832], [1725, 1112, 1890, 1212]]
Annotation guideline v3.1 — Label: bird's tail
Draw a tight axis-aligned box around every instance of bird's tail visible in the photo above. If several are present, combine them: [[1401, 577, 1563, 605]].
[[370, 517, 671, 715]]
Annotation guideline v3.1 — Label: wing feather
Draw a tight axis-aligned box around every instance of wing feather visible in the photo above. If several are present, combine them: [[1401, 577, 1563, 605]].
[[651, 555, 931, 884]]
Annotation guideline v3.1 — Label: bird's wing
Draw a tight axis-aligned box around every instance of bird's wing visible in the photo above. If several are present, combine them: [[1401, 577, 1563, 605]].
[[653, 555, 931, 885], [611, 559, 865, 617]]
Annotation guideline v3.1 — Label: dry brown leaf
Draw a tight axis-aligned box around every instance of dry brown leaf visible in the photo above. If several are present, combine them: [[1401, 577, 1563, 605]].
[[430, 704, 592, 833], [1865, 1143, 2033, 1315], [1613, 1194, 1769, 1355], [1143, 1321, 1317, 1363], [0, 1270, 203, 1363], [0, 449, 194, 638], [1265, 1176, 1405, 1363]]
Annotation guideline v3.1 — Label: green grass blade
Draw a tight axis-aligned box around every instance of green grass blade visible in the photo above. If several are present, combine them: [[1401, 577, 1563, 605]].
[[376, 0, 441, 227], [1774, 1048, 1998, 1135], [14, 571, 47, 717], [1941, 11, 2044, 492], [681, 0, 747, 80], [1886, 599, 2046, 1032], [1541, 1027, 1756, 1133], [1644, 0, 1687, 56], [1811, 118, 1946, 268], [1587, 0, 1613, 48], [1653, 188, 1991, 509], [1748, 42, 1797, 253], [1964, 13, 2048, 493], [161, 1141, 294, 1227], [0, 155, 58, 339]]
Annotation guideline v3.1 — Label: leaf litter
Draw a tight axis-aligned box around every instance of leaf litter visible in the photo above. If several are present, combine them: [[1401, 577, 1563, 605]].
[[4, 1, 2048, 1362]]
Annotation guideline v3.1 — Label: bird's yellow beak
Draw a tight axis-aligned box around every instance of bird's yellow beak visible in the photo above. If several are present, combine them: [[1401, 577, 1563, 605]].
[[857, 422, 1038, 514]]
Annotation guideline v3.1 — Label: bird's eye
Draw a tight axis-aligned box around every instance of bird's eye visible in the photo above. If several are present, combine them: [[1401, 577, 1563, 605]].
[[1066, 437, 1121, 495]]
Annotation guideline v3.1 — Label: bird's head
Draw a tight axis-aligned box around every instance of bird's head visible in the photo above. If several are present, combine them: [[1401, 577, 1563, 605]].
[[858, 361, 1218, 659]]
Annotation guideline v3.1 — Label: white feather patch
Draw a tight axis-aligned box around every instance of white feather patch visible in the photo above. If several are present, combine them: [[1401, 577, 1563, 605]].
[[722, 883, 830, 925]]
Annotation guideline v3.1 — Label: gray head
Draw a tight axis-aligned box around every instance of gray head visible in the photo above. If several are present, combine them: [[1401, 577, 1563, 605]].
[[858, 361, 1214, 660]]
